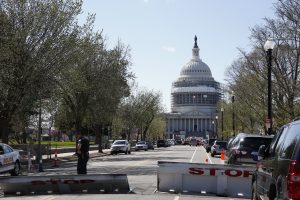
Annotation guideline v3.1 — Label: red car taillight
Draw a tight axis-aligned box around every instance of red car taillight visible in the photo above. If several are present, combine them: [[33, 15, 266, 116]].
[[287, 160, 300, 199]]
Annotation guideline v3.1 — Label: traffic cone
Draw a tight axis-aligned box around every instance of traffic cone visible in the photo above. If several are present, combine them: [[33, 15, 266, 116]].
[[205, 158, 208, 163], [53, 148, 59, 167], [220, 149, 225, 164]]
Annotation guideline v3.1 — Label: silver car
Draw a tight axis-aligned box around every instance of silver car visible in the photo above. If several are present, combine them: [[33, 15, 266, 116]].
[[135, 141, 148, 151], [110, 140, 131, 155]]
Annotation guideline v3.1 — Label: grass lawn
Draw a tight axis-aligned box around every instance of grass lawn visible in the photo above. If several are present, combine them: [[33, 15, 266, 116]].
[[38, 141, 95, 148]]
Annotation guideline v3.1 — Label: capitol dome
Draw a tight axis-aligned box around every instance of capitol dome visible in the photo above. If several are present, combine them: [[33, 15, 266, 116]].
[[166, 35, 220, 140], [178, 36, 213, 81]]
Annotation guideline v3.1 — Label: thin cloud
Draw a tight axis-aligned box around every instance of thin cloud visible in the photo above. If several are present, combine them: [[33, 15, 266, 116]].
[[162, 46, 176, 53], [143, 0, 149, 3]]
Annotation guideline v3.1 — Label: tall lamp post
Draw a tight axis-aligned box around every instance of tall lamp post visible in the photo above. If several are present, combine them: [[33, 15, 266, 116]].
[[37, 98, 44, 172], [221, 107, 224, 140], [264, 38, 276, 135], [212, 120, 215, 138], [231, 91, 235, 137], [215, 116, 218, 139]]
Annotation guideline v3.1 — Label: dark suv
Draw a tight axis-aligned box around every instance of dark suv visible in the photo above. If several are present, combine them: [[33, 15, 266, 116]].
[[157, 140, 167, 148], [205, 138, 217, 153], [252, 119, 300, 200], [226, 133, 273, 165]]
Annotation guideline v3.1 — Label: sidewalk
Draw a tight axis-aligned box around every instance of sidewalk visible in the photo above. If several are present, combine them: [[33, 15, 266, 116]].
[[21, 148, 111, 171], [43, 148, 111, 163]]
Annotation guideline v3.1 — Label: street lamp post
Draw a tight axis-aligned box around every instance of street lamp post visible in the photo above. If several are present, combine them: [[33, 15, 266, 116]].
[[37, 98, 44, 172], [212, 120, 215, 138], [203, 94, 207, 104], [215, 116, 218, 139], [264, 38, 276, 135], [221, 107, 224, 140], [232, 91, 235, 137]]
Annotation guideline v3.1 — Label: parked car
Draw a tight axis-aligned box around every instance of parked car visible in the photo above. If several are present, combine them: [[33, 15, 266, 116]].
[[135, 141, 148, 151], [205, 138, 217, 153], [110, 140, 131, 155], [226, 133, 273, 165], [157, 140, 167, 148], [146, 141, 154, 150], [0, 143, 21, 176], [210, 141, 227, 157], [252, 118, 300, 200]]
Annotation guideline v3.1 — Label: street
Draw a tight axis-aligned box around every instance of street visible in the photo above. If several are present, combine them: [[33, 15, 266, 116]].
[[4, 145, 249, 200]]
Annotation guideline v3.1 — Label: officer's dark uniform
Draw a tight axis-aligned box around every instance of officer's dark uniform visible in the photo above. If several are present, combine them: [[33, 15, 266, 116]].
[[76, 136, 89, 174]]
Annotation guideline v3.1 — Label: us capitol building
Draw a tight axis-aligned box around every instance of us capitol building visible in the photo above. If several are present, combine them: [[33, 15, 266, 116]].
[[166, 36, 220, 140]]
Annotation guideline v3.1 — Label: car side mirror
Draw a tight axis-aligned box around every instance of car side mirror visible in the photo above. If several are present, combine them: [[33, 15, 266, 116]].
[[257, 145, 266, 161]]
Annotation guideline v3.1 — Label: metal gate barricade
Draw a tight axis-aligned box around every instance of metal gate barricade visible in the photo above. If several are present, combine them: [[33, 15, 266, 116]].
[[157, 161, 255, 198], [0, 174, 130, 196]]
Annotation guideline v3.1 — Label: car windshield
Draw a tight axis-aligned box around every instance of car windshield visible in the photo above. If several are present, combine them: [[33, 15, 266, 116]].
[[240, 137, 273, 149], [114, 141, 125, 145], [137, 141, 146, 144], [216, 142, 227, 149], [209, 139, 216, 145]]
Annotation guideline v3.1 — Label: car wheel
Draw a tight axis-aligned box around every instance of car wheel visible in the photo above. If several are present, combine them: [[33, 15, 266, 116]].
[[251, 180, 258, 200], [125, 149, 128, 154], [128, 150, 131, 154], [10, 160, 21, 176]]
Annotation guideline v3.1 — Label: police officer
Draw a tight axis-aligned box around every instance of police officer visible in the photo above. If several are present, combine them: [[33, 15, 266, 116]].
[[76, 132, 89, 174]]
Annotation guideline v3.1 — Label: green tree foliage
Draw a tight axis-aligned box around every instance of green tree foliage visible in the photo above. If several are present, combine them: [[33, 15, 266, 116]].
[[115, 86, 164, 141], [0, 0, 82, 143], [225, 0, 300, 133]]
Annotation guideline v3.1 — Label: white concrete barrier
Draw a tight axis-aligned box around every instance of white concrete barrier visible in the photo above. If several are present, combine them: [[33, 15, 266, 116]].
[[157, 161, 255, 198], [0, 174, 130, 196]]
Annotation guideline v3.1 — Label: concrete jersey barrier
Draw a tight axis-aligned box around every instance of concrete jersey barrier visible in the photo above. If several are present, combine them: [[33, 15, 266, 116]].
[[0, 174, 130, 196], [157, 161, 255, 198]]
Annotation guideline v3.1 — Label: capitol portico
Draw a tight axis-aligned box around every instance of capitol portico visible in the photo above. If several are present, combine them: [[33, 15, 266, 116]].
[[166, 36, 220, 139]]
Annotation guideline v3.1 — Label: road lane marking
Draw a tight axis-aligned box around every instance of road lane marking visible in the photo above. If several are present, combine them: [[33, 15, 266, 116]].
[[174, 196, 180, 200], [190, 146, 198, 162], [112, 160, 149, 173], [205, 150, 213, 164]]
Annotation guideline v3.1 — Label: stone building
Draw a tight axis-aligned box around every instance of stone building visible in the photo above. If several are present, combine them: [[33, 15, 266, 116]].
[[166, 36, 220, 140]]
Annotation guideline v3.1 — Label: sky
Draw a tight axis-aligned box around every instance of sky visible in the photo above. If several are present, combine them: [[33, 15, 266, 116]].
[[79, 0, 277, 112]]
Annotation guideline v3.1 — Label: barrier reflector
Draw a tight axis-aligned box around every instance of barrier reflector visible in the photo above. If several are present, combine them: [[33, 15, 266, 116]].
[[157, 161, 255, 198], [0, 174, 130, 196]]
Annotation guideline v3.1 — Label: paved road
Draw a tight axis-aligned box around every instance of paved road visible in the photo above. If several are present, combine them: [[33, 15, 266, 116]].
[[3, 145, 249, 200]]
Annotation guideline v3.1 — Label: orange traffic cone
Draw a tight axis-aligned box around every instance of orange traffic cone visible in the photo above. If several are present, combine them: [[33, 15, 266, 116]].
[[221, 149, 225, 161]]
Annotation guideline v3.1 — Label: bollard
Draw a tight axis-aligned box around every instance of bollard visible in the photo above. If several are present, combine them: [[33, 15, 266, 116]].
[[53, 148, 59, 167]]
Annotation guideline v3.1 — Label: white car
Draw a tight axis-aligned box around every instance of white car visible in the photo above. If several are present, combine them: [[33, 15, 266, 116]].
[[110, 140, 131, 155], [0, 143, 21, 175], [135, 141, 148, 151]]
